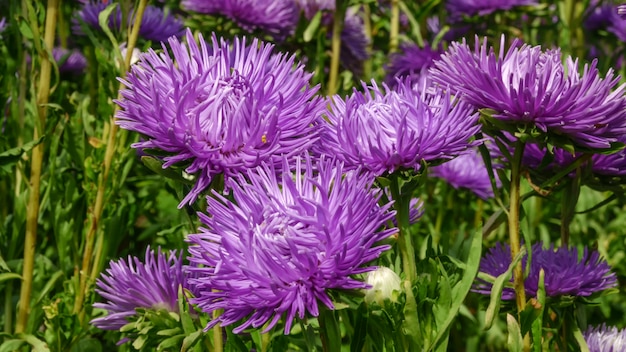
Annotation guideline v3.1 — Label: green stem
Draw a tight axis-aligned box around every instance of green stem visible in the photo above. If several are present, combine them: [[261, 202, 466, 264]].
[[390, 174, 416, 283], [361, 3, 373, 80], [16, 0, 58, 334], [389, 0, 400, 53], [318, 306, 341, 352], [560, 165, 582, 247], [326, 0, 346, 96], [212, 313, 223, 352], [74, 0, 149, 317], [508, 140, 529, 350]]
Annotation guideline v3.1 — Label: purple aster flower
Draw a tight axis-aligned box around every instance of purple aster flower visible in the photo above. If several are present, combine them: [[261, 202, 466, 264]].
[[91, 247, 189, 331], [384, 42, 442, 87], [181, 0, 299, 38], [317, 79, 479, 176], [115, 29, 323, 207], [430, 36, 626, 150], [474, 242, 617, 300], [295, 0, 335, 19], [53, 47, 87, 74], [584, 324, 626, 352], [73, 2, 184, 42], [430, 148, 500, 200], [186, 156, 396, 334], [585, 3, 626, 42], [446, 0, 537, 19], [0, 17, 6, 33]]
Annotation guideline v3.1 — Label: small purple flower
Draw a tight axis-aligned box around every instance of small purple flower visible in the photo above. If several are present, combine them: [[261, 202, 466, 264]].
[[73, 1, 184, 42], [181, 0, 299, 38], [115, 29, 323, 207], [585, 3, 626, 42], [53, 47, 87, 74], [584, 324, 626, 352], [619, 4, 626, 19], [317, 80, 479, 176], [446, 0, 537, 19], [384, 42, 442, 87], [338, 7, 370, 75], [0, 17, 7, 33], [187, 156, 396, 334], [430, 36, 626, 150], [430, 148, 500, 200], [474, 242, 617, 300], [91, 247, 189, 331]]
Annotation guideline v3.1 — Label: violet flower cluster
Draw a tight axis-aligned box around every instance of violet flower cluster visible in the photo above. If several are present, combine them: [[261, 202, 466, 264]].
[[430, 36, 626, 150], [474, 242, 617, 300], [91, 247, 189, 331], [186, 156, 396, 334], [115, 29, 323, 206], [318, 80, 480, 176]]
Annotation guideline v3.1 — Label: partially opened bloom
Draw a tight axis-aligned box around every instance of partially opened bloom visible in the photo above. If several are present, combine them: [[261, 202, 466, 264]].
[[446, 0, 537, 19], [584, 324, 626, 352], [91, 247, 188, 331], [317, 80, 479, 176], [186, 156, 396, 334], [181, 0, 299, 38], [0, 17, 6, 33], [430, 148, 500, 200], [115, 29, 323, 206], [73, 2, 184, 42], [430, 36, 626, 150], [474, 243, 617, 299]]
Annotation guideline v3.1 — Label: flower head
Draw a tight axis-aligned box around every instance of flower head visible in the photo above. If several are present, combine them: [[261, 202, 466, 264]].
[[446, 0, 537, 19], [384, 42, 442, 87], [186, 156, 396, 334], [430, 36, 626, 150], [364, 267, 402, 305], [584, 324, 626, 352], [474, 242, 617, 300], [338, 7, 370, 75], [430, 148, 499, 200], [181, 0, 299, 38], [317, 80, 479, 176], [53, 47, 87, 74], [91, 247, 189, 331], [619, 4, 626, 19], [73, 2, 184, 42], [115, 29, 323, 207]]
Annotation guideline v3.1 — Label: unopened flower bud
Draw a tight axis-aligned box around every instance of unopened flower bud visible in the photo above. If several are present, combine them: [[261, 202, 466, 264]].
[[364, 267, 401, 305]]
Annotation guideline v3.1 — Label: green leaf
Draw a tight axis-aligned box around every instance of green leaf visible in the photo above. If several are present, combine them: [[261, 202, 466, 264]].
[[350, 303, 368, 352], [303, 11, 322, 42], [0, 273, 21, 283], [98, 3, 120, 50], [0, 136, 45, 167], [181, 330, 203, 352], [319, 308, 342, 352], [157, 335, 184, 351], [484, 246, 526, 330], [506, 314, 523, 352], [0, 339, 25, 352], [531, 269, 546, 352], [18, 334, 50, 352]]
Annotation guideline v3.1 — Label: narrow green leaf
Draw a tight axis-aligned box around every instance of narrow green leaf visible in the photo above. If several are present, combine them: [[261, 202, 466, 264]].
[[532, 269, 546, 352], [484, 247, 526, 330], [181, 330, 203, 352], [303, 11, 323, 42], [506, 314, 523, 352], [572, 324, 590, 352], [0, 339, 25, 352], [0, 273, 21, 283], [0, 136, 45, 165], [350, 303, 368, 352]]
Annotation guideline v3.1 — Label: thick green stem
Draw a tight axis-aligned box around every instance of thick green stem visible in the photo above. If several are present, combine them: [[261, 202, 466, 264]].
[[16, 0, 58, 334], [508, 141, 529, 351], [74, 0, 149, 316], [326, 0, 346, 96], [212, 313, 223, 352], [389, 0, 400, 53], [390, 174, 416, 283]]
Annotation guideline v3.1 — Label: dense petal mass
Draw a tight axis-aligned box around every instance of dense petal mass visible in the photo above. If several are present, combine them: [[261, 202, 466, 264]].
[[430, 148, 500, 200], [115, 29, 323, 206], [317, 80, 479, 176], [430, 36, 626, 150], [474, 243, 617, 299], [181, 0, 299, 37], [53, 47, 87, 74], [186, 156, 396, 334], [91, 248, 188, 330], [584, 324, 626, 352]]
